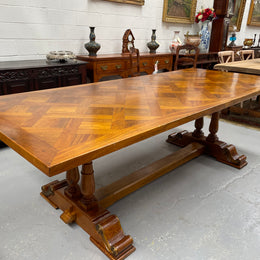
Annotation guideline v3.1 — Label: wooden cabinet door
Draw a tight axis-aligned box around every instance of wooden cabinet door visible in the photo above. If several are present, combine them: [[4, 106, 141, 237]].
[[62, 73, 83, 86], [37, 77, 60, 90], [5, 80, 31, 94]]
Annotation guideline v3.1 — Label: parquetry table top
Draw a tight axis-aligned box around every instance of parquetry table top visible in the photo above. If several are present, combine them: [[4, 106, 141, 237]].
[[0, 68, 259, 176]]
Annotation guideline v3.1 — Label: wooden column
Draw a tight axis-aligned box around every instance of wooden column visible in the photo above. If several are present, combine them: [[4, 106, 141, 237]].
[[192, 117, 204, 138], [206, 112, 219, 142], [79, 161, 97, 210], [64, 167, 81, 199]]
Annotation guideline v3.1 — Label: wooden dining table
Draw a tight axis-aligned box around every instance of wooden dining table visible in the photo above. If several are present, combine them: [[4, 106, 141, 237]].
[[214, 58, 260, 75], [214, 58, 260, 124], [0, 68, 260, 260]]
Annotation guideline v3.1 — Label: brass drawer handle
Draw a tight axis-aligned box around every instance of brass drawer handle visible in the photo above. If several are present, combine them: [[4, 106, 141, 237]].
[[115, 64, 122, 69], [142, 62, 148, 66], [101, 65, 108, 71], [165, 60, 169, 64]]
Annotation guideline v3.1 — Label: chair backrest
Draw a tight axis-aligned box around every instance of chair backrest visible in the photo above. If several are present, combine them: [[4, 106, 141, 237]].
[[240, 49, 255, 60], [129, 47, 140, 77], [174, 44, 199, 70], [218, 51, 234, 63]]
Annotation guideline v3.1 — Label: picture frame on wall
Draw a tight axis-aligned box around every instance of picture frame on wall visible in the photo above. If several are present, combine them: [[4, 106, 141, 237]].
[[103, 0, 144, 5], [162, 0, 197, 24], [229, 0, 246, 31], [247, 0, 260, 26]]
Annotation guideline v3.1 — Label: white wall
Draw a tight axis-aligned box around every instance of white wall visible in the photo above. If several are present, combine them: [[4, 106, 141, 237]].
[[0, 0, 258, 61]]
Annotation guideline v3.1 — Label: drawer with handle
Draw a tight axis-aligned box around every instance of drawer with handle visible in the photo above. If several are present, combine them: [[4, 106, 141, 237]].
[[97, 61, 126, 73], [139, 59, 153, 69], [155, 57, 172, 70]]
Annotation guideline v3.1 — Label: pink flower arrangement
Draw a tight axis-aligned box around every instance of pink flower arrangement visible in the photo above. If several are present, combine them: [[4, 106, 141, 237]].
[[195, 8, 216, 23]]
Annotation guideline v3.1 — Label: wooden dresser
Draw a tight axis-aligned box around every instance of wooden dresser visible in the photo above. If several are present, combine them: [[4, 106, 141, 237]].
[[0, 59, 87, 95], [77, 52, 173, 82]]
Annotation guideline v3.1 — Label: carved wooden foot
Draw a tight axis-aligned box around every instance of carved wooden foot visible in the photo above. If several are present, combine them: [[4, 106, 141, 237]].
[[40, 163, 135, 260], [167, 114, 247, 169], [92, 214, 135, 260]]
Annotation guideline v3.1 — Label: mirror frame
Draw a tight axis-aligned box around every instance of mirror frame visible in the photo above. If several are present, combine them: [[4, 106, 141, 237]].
[[247, 0, 260, 26], [103, 0, 144, 5], [229, 0, 246, 31]]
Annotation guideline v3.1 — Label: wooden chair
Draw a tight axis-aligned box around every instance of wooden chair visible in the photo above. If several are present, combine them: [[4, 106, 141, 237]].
[[218, 51, 234, 63], [240, 49, 257, 107], [129, 47, 140, 77], [240, 49, 255, 60], [218, 51, 235, 114], [174, 44, 199, 70]]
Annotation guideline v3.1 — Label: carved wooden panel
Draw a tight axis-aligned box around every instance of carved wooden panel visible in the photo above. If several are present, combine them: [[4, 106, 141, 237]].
[[0, 70, 31, 82]]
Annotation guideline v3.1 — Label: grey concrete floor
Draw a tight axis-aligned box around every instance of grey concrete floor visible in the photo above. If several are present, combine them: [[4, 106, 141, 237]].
[[0, 118, 260, 260]]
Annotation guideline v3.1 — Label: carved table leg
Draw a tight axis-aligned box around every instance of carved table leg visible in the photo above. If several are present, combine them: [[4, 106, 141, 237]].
[[79, 162, 97, 210], [205, 112, 247, 168], [206, 112, 219, 143], [64, 167, 81, 199], [192, 117, 204, 138], [167, 113, 247, 169], [40, 162, 135, 260]]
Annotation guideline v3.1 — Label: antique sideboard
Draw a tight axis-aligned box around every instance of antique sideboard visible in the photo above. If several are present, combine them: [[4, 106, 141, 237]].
[[77, 52, 173, 82], [0, 59, 87, 95], [77, 51, 218, 83]]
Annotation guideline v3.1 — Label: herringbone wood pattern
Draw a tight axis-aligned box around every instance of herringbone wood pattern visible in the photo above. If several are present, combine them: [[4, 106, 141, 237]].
[[0, 68, 259, 176]]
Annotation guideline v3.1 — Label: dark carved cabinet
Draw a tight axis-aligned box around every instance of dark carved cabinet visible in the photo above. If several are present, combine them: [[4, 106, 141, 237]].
[[0, 70, 32, 95], [0, 60, 87, 95]]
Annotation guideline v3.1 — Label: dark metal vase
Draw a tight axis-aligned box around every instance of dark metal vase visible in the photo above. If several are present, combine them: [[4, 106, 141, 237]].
[[147, 29, 159, 54], [85, 27, 101, 56]]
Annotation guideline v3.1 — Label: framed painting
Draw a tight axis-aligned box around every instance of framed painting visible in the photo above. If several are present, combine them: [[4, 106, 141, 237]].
[[229, 0, 246, 31], [103, 0, 144, 5], [247, 0, 260, 26], [162, 0, 197, 24]]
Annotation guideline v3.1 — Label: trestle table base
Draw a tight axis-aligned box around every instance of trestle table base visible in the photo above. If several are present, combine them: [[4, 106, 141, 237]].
[[40, 113, 247, 259]]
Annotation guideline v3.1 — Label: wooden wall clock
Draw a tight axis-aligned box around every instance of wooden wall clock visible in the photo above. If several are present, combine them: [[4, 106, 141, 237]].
[[122, 29, 135, 54]]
